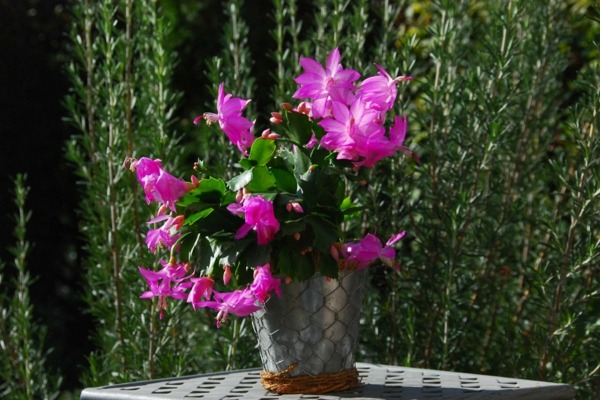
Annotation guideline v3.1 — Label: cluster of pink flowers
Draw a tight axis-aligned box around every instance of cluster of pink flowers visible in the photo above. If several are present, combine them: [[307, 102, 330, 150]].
[[131, 48, 410, 327], [293, 48, 411, 168], [129, 157, 282, 326]]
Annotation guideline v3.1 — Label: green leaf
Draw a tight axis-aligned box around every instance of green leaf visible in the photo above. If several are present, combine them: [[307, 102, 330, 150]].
[[247, 166, 276, 192], [185, 207, 214, 226], [219, 238, 253, 268], [281, 147, 311, 177], [293, 254, 316, 281], [249, 138, 276, 166], [239, 158, 255, 170], [275, 246, 315, 281], [285, 111, 313, 145], [280, 218, 305, 236], [276, 247, 293, 277], [244, 243, 271, 269], [179, 177, 226, 206], [189, 209, 242, 236], [311, 120, 327, 140], [271, 167, 298, 193], [227, 169, 253, 191], [307, 216, 340, 254], [340, 196, 355, 212], [317, 251, 339, 279]]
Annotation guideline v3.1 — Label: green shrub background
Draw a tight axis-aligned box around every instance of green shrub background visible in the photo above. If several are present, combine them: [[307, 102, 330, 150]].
[[0, 0, 598, 398]]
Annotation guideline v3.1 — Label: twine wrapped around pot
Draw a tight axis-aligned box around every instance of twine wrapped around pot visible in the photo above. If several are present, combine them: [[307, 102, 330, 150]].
[[260, 364, 360, 394], [252, 269, 367, 394]]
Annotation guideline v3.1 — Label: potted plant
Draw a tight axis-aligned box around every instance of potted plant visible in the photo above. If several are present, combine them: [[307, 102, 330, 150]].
[[129, 47, 412, 394]]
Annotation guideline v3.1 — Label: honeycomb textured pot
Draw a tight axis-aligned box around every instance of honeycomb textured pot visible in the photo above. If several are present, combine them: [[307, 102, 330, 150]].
[[252, 269, 368, 377]]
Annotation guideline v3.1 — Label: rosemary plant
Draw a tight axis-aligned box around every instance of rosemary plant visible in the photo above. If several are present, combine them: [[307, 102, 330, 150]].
[[0, 175, 61, 400], [64, 0, 203, 385]]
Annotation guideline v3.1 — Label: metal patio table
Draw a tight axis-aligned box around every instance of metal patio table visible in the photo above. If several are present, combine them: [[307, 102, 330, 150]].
[[80, 362, 575, 400]]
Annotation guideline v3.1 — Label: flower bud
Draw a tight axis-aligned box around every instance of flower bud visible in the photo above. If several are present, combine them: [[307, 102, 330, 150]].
[[270, 112, 283, 124], [293, 232, 301, 241], [330, 243, 340, 262], [297, 102, 311, 115], [300, 247, 312, 256], [286, 202, 304, 213], [157, 204, 169, 217], [172, 215, 185, 230], [261, 129, 271, 138], [190, 175, 199, 188], [223, 265, 232, 285], [281, 102, 293, 112]]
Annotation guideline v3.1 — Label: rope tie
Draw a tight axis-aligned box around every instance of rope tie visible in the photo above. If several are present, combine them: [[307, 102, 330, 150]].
[[260, 364, 360, 394]]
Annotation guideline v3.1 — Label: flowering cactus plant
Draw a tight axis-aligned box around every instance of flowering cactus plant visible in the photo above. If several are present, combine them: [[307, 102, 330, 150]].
[[129, 48, 412, 327]]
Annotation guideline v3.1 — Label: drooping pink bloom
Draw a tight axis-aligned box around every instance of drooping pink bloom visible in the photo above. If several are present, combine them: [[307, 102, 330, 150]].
[[250, 264, 281, 302], [187, 276, 215, 311], [341, 231, 406, 270], [138, 262, 193, 319], [227, 195, 280, 245], [145, 214, 184, 253], [130, 157, 190, 212], [293, 48, 360, 118], [158, 258, 192, 280], [195, 288, 263, 328], [195, 82, 255, 155], [358, 64, 412, 112]]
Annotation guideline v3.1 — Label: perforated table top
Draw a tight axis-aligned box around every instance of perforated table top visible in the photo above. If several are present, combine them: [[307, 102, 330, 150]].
[[80, 362, 575, 400]]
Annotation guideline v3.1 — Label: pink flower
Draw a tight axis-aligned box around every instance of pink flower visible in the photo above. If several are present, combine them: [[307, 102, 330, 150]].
[[319, 99, 384, 162], [227, 195, 280, 245], [195, 288, 262, 328], [341, 232, 405, 270], [250, 264, 281, 302], [187, 276, 215, 311], [138, 261, 193, 319], [358, 64, 412, 112], [145, 214, 184, 253], [196, 82, 255, 155], [293, 48, 360, 118], [131, 157, 190, 212]]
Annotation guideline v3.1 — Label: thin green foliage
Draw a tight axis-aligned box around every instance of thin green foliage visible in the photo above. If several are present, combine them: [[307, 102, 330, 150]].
[[357, 1, 600, 397], [63, 0, 205, 386], [0, 175, 61, 400]]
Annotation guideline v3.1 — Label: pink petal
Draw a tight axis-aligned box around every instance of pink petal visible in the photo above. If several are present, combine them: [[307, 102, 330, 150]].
[[386, 231, 406, 246]]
